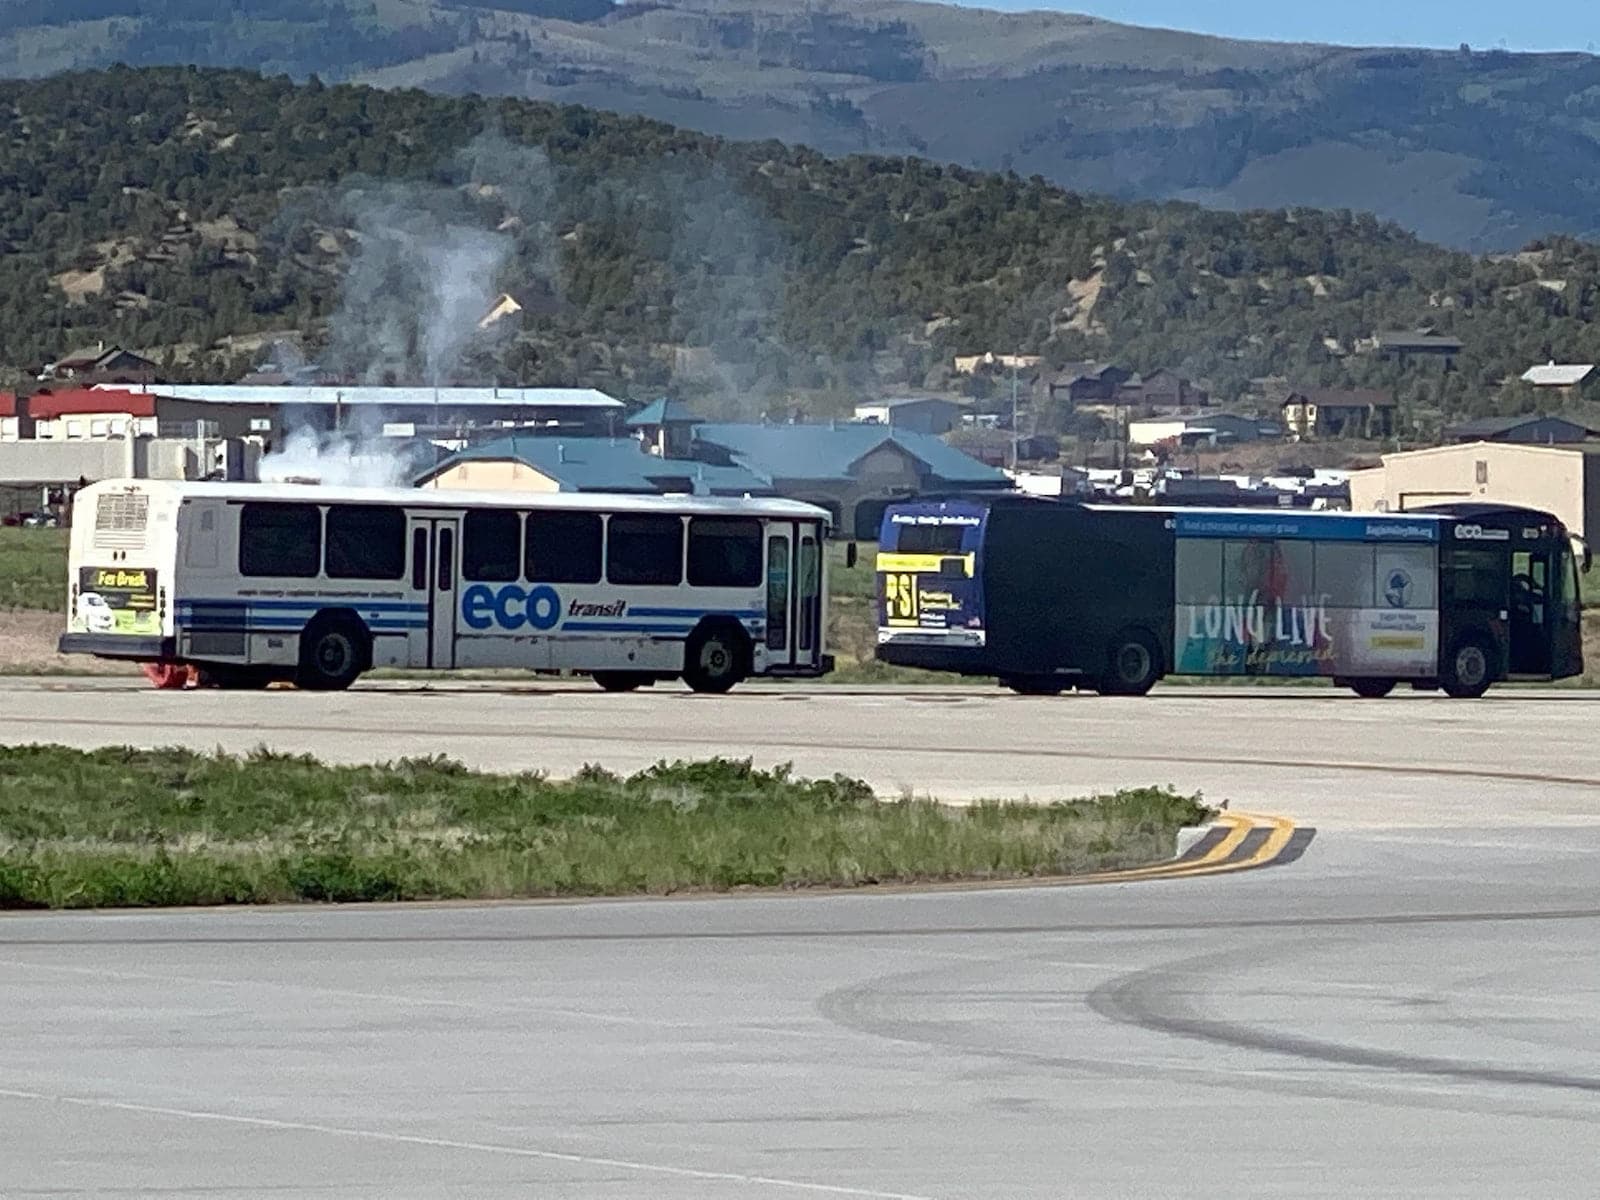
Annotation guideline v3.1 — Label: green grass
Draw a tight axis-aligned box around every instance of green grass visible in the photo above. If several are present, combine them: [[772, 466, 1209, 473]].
[[0, 528, 67, 612], [0, 747, 1211, 909]]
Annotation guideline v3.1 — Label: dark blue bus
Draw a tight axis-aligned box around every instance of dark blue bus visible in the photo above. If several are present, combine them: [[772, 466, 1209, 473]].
[[875, 496, 1586, 698]]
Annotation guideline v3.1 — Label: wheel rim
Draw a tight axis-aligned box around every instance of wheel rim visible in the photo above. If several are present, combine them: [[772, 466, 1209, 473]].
[[1455, 645, 1487, 688], [1117, 643, 1150, 683], [317, 634, 353, 676], [700, 640, 732, 678]]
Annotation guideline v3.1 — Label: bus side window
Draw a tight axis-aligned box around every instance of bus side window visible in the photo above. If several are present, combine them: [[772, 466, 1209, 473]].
[[411, 528, 427, 592], [239, 502, 321, 578], [527, 512, 603, 584], [326, 505, 407, 580], [462, 510, 521, 582], [687, 517, 762, 588], [608, 514, 684, 586]]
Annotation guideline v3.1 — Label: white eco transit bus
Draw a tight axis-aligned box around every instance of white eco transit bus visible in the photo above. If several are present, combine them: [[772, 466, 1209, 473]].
[[59, 479, 833, 692]]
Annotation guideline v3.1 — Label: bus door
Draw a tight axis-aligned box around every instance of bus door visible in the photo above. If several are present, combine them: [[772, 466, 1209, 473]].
[[764, 520, 824, 673], [1508, 547, 1555, 676], [407, 514, 460, 670], [1440, 546, 1511, 679]]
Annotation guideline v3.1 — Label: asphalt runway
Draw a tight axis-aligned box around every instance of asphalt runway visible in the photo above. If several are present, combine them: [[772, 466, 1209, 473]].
[[3, 679, 1600, 1195], [4, 677, 1600, 827]]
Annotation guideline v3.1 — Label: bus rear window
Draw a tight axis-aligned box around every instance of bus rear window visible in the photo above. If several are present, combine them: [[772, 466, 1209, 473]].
[[892, 523, 968, 554]]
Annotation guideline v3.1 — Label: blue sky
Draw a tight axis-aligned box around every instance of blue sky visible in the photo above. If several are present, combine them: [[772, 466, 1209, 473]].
[[959, 0, 1598, 53]]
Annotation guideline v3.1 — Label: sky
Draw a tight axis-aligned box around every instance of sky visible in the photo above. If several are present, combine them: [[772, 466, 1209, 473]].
[[959, 0, 1599, 53]]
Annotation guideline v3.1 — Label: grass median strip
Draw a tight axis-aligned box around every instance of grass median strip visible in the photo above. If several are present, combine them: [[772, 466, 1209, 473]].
[[0, 746, 1212, 909]]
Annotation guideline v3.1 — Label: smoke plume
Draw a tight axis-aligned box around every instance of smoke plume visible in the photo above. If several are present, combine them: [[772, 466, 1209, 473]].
[[257, 426, 418, 489], [310, 130, 560, 387]]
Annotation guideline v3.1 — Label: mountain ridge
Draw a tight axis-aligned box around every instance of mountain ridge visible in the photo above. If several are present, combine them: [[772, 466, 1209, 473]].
[[3, 0, 1598, 250]]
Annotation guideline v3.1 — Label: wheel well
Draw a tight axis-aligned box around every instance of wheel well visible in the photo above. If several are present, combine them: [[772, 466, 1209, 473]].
[[302, 608, 374, 670]]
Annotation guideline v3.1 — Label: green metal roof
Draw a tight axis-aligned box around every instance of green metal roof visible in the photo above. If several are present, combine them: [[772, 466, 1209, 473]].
[[625, 397, 704, 428]]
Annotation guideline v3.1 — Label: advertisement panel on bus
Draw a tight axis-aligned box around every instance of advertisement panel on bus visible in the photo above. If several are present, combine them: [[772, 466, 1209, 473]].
[[877, 502, 987, 645], [1171, 511, 1440, 678]]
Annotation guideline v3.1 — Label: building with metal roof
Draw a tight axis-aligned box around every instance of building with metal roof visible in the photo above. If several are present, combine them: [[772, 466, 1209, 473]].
[[416, 435, 774, 497], [693, 421, 1010, 537], [1520, 363, 1596, 389], [1446, 414, 1598, 445]]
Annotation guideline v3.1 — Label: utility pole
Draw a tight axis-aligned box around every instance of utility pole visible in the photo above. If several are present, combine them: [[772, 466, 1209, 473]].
[[1009, 360, 1019, 471]]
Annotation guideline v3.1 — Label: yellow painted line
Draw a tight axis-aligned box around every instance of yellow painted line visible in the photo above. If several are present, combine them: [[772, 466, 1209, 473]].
[[1061, 810, 1298, 886]]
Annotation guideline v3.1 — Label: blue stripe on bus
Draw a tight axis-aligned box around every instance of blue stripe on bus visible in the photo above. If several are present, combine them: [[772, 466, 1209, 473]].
[[560, 622, 696, 634], [178, 599, 427, 612], [179, 620, 428, 630], [628, 606, 763, 618]]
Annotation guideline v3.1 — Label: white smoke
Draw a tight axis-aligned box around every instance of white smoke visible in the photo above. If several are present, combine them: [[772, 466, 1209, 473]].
[[258, 427, 416, 489], [315, 132, 560, 387]]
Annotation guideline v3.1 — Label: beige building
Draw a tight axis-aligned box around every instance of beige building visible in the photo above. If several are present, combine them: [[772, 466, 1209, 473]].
[[1349, 441, 1600, 539]]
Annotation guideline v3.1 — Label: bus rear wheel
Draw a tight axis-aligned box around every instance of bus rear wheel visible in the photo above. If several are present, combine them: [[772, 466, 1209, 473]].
[[682, 623, 749, 694], [1001, 675, 1065, 696], [1099, 629, 1161, 696], [295, 615, 369, 691], [593, 671, 650, 693], [198, 665, 274, 690], [1348, 677, 1396, 699], [1442, 635, 1493, 699]]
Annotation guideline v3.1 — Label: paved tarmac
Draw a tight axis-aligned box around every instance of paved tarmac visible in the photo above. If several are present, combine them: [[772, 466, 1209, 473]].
[[3, 679, 1600, 1195], [3, 677, 1600, 827]]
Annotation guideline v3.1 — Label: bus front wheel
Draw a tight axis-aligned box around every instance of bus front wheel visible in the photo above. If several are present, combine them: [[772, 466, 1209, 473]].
[[1442, 636, 1493, 699], [296, 615, 369, 691], [1099, 629, 1162, 696], [683, 623, 749, 694]]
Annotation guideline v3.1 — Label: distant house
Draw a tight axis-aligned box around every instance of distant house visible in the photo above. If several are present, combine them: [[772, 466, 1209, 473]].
[[40, 343, 160, 386], [1047, 362, 1132, 408], [1128, 412, 1280, 448], [1446, 414, 1598, 445], [1118, 369, 1209, 412], [952, 352, 1042, 376], [1372, 329, 1462, 365], [693, 422, 1009, 539], [853, 397, 964, 436], [416, 435, 774, 497], [1281, 389, 1397, 439], [1521, 362, 1596, 394]]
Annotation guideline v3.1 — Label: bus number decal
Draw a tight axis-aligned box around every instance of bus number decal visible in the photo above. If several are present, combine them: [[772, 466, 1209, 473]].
[[461, 583, 562, 631], [884, 572, 919, 622]]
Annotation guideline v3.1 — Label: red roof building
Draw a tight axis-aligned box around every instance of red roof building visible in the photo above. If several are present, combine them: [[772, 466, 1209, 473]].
[[26, 388, 158, 420]]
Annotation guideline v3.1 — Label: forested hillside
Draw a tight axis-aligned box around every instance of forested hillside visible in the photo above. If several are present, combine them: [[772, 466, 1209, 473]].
[[3, 67, 1600, 427], [4, 0, 1600, 250]]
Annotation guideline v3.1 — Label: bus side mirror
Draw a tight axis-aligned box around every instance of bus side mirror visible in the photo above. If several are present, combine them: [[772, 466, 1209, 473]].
[[846, 542, 859, 569]]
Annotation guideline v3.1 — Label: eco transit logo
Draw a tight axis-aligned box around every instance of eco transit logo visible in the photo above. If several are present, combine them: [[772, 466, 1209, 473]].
[[460, 583, 563, 631]]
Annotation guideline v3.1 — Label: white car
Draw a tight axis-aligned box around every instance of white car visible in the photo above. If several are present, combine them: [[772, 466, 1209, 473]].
[[77, 592, 116, 633]]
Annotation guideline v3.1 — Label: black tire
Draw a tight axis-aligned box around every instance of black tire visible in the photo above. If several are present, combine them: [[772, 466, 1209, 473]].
[[1349, 677, 1396, 699], [1441, 635, 1494, 699], [197, 665, 273, 690], [1099, 627, 1162, 696], [593, 671, 649, 692], [682, 622, 750, 694], [295, 614, 368, 691], [1001, 675, 1066, 696]]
